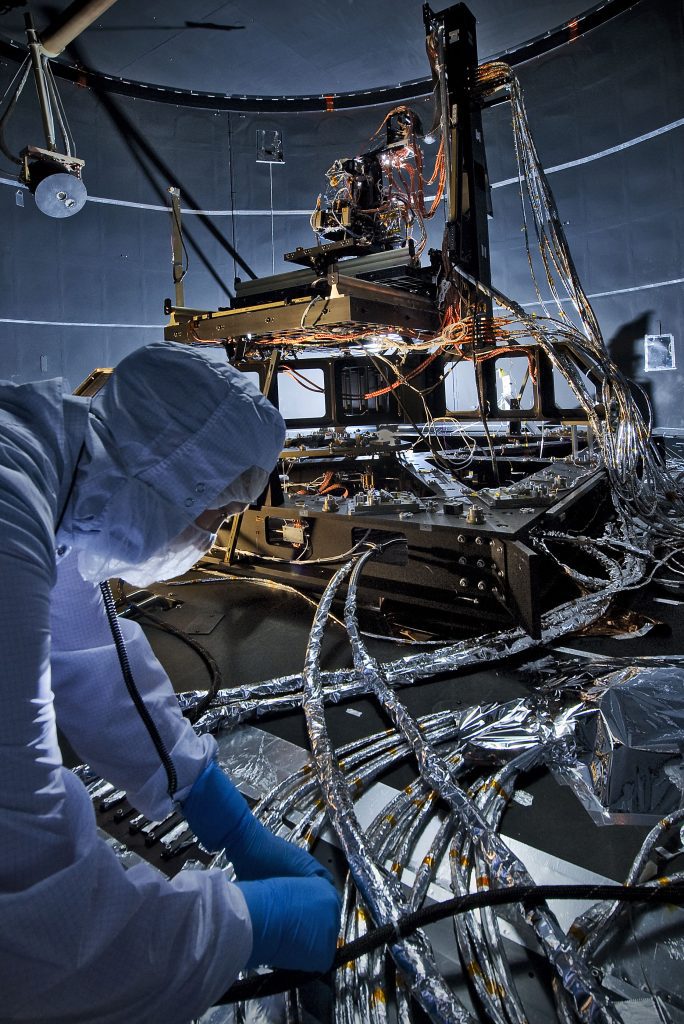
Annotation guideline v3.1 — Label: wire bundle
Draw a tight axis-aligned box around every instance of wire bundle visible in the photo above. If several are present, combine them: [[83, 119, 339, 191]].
[[488, 66, 684, 553], [179, 540, 680, 1022]]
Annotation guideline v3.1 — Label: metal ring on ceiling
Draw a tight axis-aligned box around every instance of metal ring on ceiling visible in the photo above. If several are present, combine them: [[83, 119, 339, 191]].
[[0, 0, 642, 113]]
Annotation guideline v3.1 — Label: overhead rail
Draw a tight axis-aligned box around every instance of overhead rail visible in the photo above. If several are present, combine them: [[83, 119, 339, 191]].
[[0, 0, 642, 113]]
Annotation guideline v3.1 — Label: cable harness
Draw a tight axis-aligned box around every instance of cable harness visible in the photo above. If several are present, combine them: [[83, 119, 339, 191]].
[[175, 536, 684, 1022]]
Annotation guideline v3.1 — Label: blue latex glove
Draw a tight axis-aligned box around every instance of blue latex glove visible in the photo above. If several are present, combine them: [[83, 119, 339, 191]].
[[236, 875, 341, 972], [183, 760, 332, 882]]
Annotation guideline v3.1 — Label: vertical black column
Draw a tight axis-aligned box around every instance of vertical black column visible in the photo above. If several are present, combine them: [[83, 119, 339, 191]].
[[425, 2, 495, 415], [437, 3, 492, 305]]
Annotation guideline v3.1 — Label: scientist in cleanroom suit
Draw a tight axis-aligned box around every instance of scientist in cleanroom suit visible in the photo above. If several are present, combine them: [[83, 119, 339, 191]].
[[0, 341, 341, 1024]]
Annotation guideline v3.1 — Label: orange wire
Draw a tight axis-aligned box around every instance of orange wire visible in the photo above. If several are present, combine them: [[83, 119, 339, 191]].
[[363, 347, 445, 399]]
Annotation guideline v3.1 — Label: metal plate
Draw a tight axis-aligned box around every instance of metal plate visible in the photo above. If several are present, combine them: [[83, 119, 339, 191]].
[[33, 172, 87, 218]]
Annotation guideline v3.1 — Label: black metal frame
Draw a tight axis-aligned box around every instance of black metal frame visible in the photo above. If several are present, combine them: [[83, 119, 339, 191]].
[[442, 348, 589, 422], [237, 354, 447, 429]]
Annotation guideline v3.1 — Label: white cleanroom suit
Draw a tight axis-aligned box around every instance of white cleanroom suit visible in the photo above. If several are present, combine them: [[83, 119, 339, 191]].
[[0, 343, 286, 1023]]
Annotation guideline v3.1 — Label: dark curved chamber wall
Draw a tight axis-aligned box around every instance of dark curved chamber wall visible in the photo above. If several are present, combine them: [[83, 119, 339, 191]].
[[0, 0, 681, 425]]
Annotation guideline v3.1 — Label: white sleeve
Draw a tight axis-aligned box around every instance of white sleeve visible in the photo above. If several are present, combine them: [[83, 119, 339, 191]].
[[50, 549, 216, 819], [0, 544, 251, 1024], [0, 768, 253, 1024]]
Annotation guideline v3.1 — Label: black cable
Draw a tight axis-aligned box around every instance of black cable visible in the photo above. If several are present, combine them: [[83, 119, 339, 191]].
[[122, 597, 223, 724], [217, 880, 684, 1004], [99, 581, 178, 797]]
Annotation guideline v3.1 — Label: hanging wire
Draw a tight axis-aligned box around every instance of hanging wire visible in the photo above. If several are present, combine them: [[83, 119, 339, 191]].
[[44, 59, 74, 157], [0, 54, 31, 166]]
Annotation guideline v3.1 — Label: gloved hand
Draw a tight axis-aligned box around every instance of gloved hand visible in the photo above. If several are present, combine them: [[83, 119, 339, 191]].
[[236, 875, 341, 972], [183, 760, 332, 882]]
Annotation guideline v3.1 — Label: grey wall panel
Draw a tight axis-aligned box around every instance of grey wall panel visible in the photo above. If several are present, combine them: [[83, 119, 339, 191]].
[[0, 324, 158, 387]]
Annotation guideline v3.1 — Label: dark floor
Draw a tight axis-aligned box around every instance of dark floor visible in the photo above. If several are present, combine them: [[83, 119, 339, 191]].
[[50, 430, 684, 1021], [64, 566, 684, 1022], [135, 574, 684, 883]]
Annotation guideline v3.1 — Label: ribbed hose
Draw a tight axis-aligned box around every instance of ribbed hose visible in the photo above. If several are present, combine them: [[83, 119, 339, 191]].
[[100, 580, 178, 797], [122, 597, 223, 724], [218, 880, 684, 1004]]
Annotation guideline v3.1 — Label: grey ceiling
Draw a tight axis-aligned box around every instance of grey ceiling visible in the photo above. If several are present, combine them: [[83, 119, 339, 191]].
[[1, 1, 587, 95]]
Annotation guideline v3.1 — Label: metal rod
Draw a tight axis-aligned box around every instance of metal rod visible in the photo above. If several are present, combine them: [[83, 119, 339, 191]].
[[222, 350, 280, 565], [44, 61, 71, 156], [25, 16, 55, 151], [40, 0, 118, 58], [168, 186, 185, 308], [269, 161, 275, 275]]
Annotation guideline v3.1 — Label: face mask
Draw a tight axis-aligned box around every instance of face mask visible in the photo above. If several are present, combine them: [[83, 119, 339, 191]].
[[76, 521, 215, 587], [216, 501, 249, 519], [212, 466, 270, 512]]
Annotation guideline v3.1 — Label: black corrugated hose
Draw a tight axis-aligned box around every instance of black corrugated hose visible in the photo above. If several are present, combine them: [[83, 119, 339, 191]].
[[218, 880, 684, 1004], [122, 599, 223, 724], [100, 580, 178, 798]]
